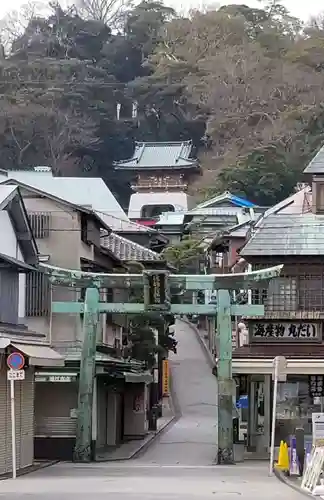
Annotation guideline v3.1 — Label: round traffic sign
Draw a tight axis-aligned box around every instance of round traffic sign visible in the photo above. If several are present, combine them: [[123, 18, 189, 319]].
[[7, 352, 25, 370]]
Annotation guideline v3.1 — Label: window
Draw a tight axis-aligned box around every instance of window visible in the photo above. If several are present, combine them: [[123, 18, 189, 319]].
[[80, 214, 89, 245], [299, 275, 324, 311], [26, 271, 50, 316], [28, 212, 51, 238], [141, 204, 175, 218], [266, 277, 297, 312]]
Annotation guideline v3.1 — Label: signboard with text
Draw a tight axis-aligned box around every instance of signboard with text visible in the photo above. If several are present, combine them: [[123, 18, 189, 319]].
[[250, 321, 321, 342], [144, 271, 170, 311]]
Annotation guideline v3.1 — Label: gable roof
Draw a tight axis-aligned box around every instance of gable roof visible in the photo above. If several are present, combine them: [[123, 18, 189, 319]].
[[1, 179, 112, 233], [255, 186, 311, 226], [0, 168, 127, 221], [101, 232, 161, 262], [240, 213, 324, 257], [192, 191, 257, 211], [0, 185, 38, 264], [303, 145, 324, 175], [96, 211, 158, 234], [114, 141, 198, 170]]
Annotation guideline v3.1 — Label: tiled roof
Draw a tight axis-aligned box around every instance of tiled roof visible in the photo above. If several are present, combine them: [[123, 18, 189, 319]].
[[233, 343, 324, 359], [240, 213, 324, 256], [102, 233, 161, 262], [303, 145, 324, 175], [114, 141, 198, 170]]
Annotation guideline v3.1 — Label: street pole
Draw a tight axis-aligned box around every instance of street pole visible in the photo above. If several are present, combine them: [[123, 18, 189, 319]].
[[216, 289, 234, 464], [73, 286, 100, 463], [10, 378, 16, 479], [269, 360, 279, 476]]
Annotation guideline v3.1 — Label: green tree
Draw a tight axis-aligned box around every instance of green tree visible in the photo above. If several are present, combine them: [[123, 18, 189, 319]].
[[161, 236, 206, 274]]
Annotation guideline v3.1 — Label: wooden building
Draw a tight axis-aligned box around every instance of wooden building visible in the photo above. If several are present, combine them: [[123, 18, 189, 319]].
[[231, 146, 324, 455]]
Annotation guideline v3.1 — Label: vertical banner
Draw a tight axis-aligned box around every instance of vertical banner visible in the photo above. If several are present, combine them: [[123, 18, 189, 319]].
[[289, 435, 300, 476], [162, 359, 169, 396]]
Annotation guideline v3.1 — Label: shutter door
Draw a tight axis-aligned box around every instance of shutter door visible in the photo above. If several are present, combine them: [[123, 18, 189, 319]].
[[0, 366, 9, 475], [35, 382, 78, 437], [19, 368, 34, 469]]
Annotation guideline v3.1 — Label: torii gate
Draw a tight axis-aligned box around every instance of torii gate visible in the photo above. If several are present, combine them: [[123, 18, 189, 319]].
[[40, 263, 282, 465]]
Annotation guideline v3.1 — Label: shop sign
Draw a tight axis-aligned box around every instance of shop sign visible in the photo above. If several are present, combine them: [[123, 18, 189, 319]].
[[250, 321, 320, 342], [312, 413, 324, 447], [309, 375, 324, 398], [162, 359, 169, 396], [35, 373, 77, 383]]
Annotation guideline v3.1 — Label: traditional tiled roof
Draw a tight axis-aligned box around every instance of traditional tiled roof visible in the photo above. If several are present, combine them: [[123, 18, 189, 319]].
[[114, 141, 198, 170], [240, 213, 324, 256], [102, 232, 161, 262]]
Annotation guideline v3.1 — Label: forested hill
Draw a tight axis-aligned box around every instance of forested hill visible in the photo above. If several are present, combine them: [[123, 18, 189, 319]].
[[1, 0, 324, 208]]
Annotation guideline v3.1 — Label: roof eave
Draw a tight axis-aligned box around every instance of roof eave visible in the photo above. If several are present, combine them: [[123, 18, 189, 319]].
[[7, 189, 39, 265]]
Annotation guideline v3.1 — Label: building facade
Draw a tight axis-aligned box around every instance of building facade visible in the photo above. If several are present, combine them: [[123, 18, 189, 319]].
[[114, 141, 201, 224], [231, 149, 324, 455], [0, 170, 155, 461], [0, 185, 63, 476]]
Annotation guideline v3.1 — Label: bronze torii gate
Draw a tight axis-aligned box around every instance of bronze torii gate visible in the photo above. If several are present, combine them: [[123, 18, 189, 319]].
[[40, 263, 282, 465]]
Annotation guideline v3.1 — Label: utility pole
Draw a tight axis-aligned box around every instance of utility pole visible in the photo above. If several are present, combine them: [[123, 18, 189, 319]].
[[216, 289, 234, 464], [73, 287, 100, 463]]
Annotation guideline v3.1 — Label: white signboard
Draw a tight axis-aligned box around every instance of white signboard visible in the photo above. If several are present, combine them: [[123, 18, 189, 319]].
[[251, 321, 320, 342], [312, 413, 324, 447], [7, 370, 25, 381], [272, 355, 287, 382]]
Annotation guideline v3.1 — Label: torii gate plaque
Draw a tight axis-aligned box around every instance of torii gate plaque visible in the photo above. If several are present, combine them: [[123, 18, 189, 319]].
[[40, 263, 282, 465]]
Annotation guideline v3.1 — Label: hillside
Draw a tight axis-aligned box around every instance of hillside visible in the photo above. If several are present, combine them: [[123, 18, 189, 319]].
[[1, 1, 324, 207]]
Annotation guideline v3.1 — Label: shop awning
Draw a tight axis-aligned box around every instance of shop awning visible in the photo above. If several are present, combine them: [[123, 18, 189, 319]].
[[233, 358, 324, 375], [12, 343, 65, 367], [124, 371, 153, 384]]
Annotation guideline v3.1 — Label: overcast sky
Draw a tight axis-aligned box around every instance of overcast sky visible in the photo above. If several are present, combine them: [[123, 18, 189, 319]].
[[0, 0, 322, 24]]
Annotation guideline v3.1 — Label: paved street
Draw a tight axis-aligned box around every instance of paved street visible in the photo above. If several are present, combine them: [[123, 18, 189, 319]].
[[135, 318, 218, 466], [0, 320, 304, 499]]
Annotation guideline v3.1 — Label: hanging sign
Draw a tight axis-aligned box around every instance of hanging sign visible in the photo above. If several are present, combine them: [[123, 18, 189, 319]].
[[162, 359, 169, 396], [309, 375, 324, 398]]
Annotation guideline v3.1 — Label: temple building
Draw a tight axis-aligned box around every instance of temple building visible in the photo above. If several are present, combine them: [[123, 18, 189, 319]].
[[114, 141, 201, 226]]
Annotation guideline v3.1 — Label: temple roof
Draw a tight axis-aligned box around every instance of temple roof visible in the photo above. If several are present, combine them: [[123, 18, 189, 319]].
[[114, 141, 198, 170]]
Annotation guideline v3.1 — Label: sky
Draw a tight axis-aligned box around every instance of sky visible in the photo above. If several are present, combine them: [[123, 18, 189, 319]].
[[0, 0, 322, 24]]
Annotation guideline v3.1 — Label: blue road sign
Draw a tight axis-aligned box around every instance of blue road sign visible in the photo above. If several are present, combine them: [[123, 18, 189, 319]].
[[7, 352, 25, 370], [236, 395, 248, 409]]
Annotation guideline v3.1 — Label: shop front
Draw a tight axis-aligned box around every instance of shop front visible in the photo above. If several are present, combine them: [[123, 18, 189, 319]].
[[34, 366, 152, 461], [232, 318, 324, 457]]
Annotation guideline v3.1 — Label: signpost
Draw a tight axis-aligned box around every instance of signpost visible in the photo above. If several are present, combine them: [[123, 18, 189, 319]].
[[7, 352, 25, 479], [269, 355, 287, 475]]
